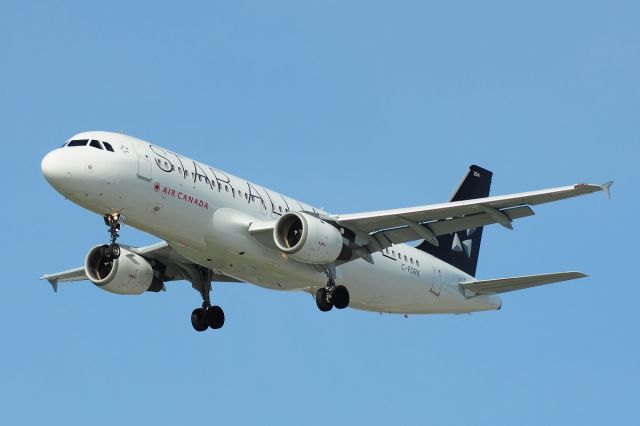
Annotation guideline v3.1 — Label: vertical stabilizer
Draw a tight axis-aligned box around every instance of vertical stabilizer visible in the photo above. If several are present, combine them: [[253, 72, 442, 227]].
[[416, 165, 493, 277]]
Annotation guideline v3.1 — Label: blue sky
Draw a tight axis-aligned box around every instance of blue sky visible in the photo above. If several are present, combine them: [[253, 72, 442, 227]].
[[1, 1, 638, 424]]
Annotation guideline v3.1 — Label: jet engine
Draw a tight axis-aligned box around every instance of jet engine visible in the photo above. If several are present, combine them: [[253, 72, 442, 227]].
[[84, 245, 162, 295], [274, 212, 345, 264]]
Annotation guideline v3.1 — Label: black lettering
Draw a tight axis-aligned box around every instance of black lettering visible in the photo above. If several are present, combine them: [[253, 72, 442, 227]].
[[149, 145, 173, 173], [280, 195, 291, 213], [166, 150, 187, 179], [263, 189, 280, 215], [255, 186, 269, 213], [209, 167, 234, 194], [246, 182, 264, 205], [192, 161, 213, 188]]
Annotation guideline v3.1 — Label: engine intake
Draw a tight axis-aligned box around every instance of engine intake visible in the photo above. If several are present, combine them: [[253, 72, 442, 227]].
[[274, 212, 344, 264], [85, 245, 161, 295]]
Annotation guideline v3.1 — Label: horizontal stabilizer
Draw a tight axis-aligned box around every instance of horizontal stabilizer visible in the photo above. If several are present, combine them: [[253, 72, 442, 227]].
[[41, 267, 87, 292], [459, 271, 587, 297]]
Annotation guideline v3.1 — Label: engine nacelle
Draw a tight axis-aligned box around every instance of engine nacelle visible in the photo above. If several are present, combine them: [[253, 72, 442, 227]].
[[84, 245, 157, 295], [274, 212, 344, 264]]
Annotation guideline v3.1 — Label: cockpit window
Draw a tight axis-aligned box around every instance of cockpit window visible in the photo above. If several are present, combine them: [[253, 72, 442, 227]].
[[103, 141, 114, 152], [67, 139, 89, 147], [89, 140, 103, 150]]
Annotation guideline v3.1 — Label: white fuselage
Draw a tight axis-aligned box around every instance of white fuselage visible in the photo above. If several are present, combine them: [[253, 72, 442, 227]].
[[42, 131, 500, 314]]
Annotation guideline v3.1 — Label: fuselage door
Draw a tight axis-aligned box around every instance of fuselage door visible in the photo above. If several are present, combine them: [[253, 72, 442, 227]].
[[135, 143, 153, 181]]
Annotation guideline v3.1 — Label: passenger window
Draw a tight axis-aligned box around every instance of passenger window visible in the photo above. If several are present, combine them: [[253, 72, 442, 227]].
[[398, 253, 401, 259], [416, 260, 420, 266], [178, 167, 182, 174], [404, 255, 407, 261], [103, 141, 114, 152], [392, 250, 395, 256], [279, 206, 283, 213], [67, 139, 89, 147], [225, 185, 229, 192], [89, 140, 103, 150], [410, 258, 414, 264], [245, 193, 249, 200]]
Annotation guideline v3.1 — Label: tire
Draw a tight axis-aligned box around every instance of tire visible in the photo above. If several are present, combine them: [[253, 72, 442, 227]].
[[100, 244, 112, 260], [331, 285, 350, 309], [110, 244, 121, 259], [191, 308, 208, 332], [315, 288, 333, 312], [206, 305, 225, 329]]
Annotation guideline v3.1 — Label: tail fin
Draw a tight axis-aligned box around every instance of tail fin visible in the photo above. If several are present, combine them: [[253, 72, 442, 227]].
[[416, 165, 493, 277]]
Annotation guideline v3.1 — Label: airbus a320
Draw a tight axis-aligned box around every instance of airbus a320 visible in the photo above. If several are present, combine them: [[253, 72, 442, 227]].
[[41, 132, 612, 332]]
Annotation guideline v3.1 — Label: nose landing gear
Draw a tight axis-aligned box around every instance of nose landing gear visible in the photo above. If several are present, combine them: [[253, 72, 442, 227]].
[[101, 212, 124, 260]]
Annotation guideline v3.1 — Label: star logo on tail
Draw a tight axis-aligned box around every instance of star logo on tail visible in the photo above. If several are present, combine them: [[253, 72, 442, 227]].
[[451, 228, 476, 258]]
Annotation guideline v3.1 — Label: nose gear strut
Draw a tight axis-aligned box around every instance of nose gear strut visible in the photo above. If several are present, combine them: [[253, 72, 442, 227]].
[[101, 212, 124, 260]]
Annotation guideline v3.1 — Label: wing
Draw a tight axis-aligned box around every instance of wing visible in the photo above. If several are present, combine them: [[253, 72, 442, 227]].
[[459, 272, 587, 297], [330, 182, 612, 253], [41, 241, 242, 292]]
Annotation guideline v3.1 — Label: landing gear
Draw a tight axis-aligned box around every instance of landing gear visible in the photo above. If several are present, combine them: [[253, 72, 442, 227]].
[[315, 269, 350, 312], [205, 305, 225, 329], [191, 308, 208, 332], [190, 267, 225, 332], [102, 212, 123, 260], [315, 288, 333, 312], [191, 305, 224, 332], [331, 285, 350, 309]]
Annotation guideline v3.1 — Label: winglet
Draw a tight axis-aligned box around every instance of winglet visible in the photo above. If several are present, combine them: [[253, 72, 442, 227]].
[[600, 181, 614, 199], [46, 278, 58, 293]]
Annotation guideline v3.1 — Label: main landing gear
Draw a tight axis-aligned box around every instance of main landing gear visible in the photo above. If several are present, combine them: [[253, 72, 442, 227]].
[[101, 212, 123, 260], [315, 270, 350, 312], [190, 267, 225, 332]]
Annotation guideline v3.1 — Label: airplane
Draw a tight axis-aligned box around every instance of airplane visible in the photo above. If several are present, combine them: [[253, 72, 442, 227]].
[[41, 131, 612, 332]]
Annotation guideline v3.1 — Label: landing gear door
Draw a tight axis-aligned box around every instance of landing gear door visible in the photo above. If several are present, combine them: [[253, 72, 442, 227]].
[[134, 143, 153, 181]]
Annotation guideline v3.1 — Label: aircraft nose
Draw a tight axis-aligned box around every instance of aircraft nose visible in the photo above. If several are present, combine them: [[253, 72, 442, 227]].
[[41, 149, 71, 187]]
